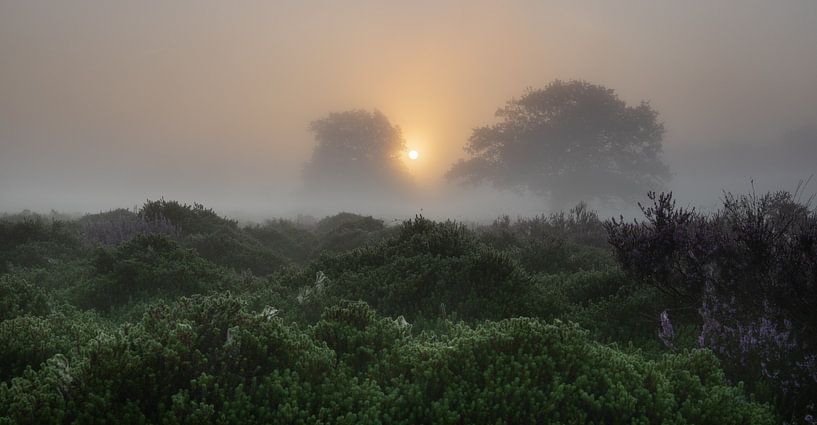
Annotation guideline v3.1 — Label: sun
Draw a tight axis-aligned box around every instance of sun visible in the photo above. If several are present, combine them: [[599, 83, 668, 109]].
[[408, 150, 419, 160]]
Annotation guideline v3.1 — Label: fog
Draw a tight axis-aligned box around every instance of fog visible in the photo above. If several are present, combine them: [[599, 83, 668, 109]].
[[1, 1, 816, 220]]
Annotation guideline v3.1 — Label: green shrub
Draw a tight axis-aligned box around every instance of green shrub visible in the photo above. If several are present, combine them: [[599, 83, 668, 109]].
[[379, 318, 774, 424], [0, 294, 378, 424], [0, 274, 49, 321], [287, 216, 539, 323], [10, 260, 95, 293], [315, 212, 386, 235], [0, 310, 102, 381], [245, 219, 316, 263], [478, 210, 614, 274], [312, 301, 410, 374], [314, 212, 393, 254], [0, 299, 775, 425], [540, 269, 629, 306], [78, 234, 229, 310], [0, 354, 73, 425], [0, 218, 83, 273], [188, 227, 289, 275]]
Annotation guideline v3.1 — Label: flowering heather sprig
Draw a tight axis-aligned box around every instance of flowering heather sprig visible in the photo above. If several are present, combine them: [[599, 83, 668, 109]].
[[699, 285, 816, 394]]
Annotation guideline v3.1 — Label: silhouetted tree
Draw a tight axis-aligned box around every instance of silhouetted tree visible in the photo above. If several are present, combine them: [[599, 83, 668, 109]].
[[447, 80, 670, 207], [302, 109, 413, 200]]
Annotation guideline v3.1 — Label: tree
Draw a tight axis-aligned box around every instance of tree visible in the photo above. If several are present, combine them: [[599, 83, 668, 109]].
[[447, 80, 670, 207], [302, 109, 413, 201]]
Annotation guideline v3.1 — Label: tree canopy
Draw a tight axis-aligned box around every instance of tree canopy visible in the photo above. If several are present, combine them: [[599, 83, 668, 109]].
[[447, 80, 671, 207], [302, 109, 413, 200]]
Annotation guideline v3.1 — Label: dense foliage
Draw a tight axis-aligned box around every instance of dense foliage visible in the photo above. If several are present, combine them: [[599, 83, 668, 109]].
[[2, 194, 806, 423]]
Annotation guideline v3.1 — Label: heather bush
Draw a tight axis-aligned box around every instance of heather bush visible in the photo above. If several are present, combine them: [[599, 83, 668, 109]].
[[605, 191, 704, 305], [606, 189, 817, 420]]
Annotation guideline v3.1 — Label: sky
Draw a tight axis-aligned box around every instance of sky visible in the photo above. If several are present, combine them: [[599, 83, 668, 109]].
[[1, 1, 816, 219]]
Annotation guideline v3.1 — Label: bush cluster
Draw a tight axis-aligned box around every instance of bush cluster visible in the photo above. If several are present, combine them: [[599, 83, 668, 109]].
[[0, 216, 84, 273], [278, 216, 538, 323], [76, 234, 229, 311], [0, 296, 774, 424]]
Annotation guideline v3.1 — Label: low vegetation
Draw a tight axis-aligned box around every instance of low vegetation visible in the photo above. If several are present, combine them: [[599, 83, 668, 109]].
[[1, 193, 814, 423]]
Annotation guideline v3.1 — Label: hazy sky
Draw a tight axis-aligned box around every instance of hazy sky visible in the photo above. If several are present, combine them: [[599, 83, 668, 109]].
[[1, 1, 816, 217]]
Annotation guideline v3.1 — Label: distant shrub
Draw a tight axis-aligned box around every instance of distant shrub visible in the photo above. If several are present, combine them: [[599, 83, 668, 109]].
[[77, 209, 178, 246], [245, 219, 316, 263], [188, 227, 289, 275], [479, 203, 613, 274], [0, 217, 60, 250], [314, 212, 393, 254], [292, 216, 538, 323], [0, 217, 83, 272], [139, 199, 236, 236], [11, 260, 95, 293], [481, 202, 608, 248], [316, 212, 385, 235], [79, 234, 228, 310]]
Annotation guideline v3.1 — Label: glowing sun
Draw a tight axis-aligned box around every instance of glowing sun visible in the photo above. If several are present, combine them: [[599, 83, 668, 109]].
[[408, 150, 419, 160]]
